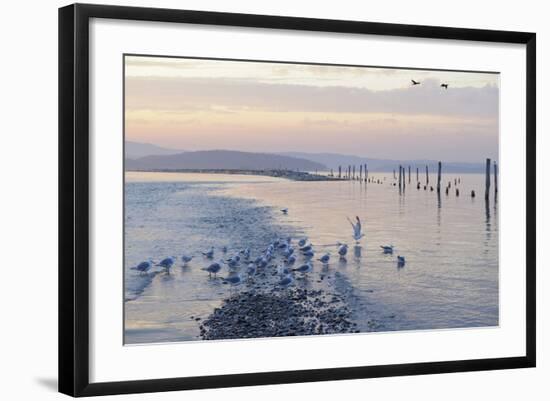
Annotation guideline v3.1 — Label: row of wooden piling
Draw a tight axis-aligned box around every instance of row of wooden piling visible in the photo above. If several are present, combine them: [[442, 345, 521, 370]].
[[336, 164, 371, 181], [333, 159, 498, 200]]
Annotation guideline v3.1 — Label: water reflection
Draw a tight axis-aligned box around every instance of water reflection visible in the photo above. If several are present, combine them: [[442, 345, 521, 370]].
[[354, 245, 362, 260]]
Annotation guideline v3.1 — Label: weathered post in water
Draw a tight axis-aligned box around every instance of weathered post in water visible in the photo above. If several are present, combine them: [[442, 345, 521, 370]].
[[365, 164, 368, 182], [437, 161, 442, 194], [403, 166, 406, 190], [408, 166, 411, 183], [352, 165, 356, 180], [338, 165, 341, 179], [348, 165, 351, 180], [485, 158, 491, 200], [416, 167, 419, 182], [398, 165, 402, 190], [494, 162, 498, 197], [359, 165, 363, 181], [425, 165, 429, 186]]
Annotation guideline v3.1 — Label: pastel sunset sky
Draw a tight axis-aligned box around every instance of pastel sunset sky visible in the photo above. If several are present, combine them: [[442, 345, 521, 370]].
[[124, 55, 499, 162]]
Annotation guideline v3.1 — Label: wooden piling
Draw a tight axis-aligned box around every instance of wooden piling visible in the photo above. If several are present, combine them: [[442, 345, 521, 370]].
[[485, 158, 491, 200], [416, 167, 419, 182], [398, 165, 402, 189], [425, 165, 429, 185], [494, 162, 498, 196], [338, 165, 341, 178], [408, 166, 411, 183], [359, 164, 363, 181], [437, 161, 442, 194], [352, 165, 356, 180]]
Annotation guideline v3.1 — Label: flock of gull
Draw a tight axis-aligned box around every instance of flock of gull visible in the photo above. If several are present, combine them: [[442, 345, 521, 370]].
[[131, 213, 407, 291]]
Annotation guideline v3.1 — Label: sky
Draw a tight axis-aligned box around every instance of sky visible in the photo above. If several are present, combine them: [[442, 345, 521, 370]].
[[125, 55, 499, 162]]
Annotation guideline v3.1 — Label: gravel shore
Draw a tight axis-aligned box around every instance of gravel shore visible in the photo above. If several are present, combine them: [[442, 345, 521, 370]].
[[199, 286, 359, 340]]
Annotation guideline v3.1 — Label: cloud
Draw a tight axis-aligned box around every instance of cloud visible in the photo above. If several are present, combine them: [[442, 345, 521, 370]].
[[125, 76, 498, 119]]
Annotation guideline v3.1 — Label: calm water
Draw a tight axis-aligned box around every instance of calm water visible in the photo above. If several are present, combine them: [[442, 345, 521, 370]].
[[124, 171, 498, 344]]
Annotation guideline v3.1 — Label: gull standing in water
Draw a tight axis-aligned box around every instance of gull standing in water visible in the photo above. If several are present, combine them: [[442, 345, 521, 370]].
[[347, 216, 365, 243], [246, 263, 257, 277], [222, 273, 243, 296], [285, 254, 296, 266], [202, 247, 214, 259], [380, 245, 394, 254], [300, 244, 312, 253], [337, 244, 348, 258], [397, 256, 406, 267], [202, 260, 222, 278], [293, 262, 312, 274], [181, 254, 193, 265], [303, 249, 315, 259], [157, 257, 176, 271], [222, 272, 242, 286], [283, 246, 294, 258], [278, 274, 294, 288], [133, 260, 153, 273], [317, 253, 330, 265]]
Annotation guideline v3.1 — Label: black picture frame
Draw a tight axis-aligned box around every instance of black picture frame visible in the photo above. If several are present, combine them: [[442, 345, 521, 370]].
[[59, 3, 536, 397]]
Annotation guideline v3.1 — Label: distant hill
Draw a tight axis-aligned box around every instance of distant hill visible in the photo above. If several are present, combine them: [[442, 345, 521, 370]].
[[279, 152, 488, 174], [125, 141, 184, 159], [124, 142, 489, 173], [125, 150, 327, 171]]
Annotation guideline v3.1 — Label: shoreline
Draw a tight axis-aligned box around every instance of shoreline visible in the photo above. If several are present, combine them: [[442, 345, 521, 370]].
[[200, 287, 358, 339], [125, 168, 343, 181]]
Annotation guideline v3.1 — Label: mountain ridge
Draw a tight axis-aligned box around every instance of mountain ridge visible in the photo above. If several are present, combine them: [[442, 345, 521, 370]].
[[125, 149, 327, 171]]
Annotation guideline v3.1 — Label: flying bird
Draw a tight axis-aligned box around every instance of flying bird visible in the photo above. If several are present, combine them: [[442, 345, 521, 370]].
[[348, 216, 364, 243], [281, 208, 288, 214], [380, 245, 394, 254], [441, 83, 449, 89], [411, 79, 421, 85]]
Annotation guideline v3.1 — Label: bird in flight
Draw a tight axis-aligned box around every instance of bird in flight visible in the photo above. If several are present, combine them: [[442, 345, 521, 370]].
[[411, 79, 421, 85], [441, 83, 449, 89]]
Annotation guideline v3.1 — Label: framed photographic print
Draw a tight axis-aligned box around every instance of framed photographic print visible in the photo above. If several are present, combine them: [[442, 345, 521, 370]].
[[58, 3, 536, 397]]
